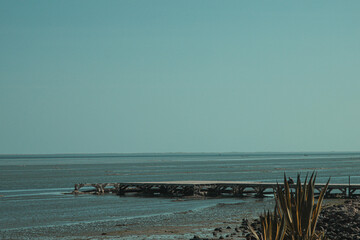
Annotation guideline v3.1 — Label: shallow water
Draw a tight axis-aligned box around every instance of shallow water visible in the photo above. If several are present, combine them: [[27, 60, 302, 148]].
[[1, 152, 360, 239]]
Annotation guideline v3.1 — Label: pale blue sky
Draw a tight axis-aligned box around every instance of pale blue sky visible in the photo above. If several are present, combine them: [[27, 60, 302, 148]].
[[1, 1, 360, 154]]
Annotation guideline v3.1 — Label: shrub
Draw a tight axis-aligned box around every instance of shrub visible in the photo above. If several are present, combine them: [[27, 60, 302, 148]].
[[250, 172, 330, 240]]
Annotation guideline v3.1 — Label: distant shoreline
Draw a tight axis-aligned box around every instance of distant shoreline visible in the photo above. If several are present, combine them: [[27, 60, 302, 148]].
[[1, 151, 360, 159]]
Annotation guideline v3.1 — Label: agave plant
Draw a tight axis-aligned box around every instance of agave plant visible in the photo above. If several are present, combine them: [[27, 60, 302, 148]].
[[249, 209, 286, 240], [251, 172, 330, 240], [275, 173, 329, 240]]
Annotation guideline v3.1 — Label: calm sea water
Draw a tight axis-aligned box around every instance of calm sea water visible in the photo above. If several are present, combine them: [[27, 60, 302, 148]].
[[1, 152, 360, 239]]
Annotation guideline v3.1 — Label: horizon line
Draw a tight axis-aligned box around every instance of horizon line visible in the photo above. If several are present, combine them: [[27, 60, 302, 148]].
[[1, 151, 360, 159]]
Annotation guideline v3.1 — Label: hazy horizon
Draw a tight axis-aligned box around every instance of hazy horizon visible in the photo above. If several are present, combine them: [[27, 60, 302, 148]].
[[0, 151, 359, 158], [2, 1, 360, 154]]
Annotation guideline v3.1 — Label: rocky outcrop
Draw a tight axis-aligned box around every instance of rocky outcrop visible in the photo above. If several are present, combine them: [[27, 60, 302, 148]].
[[317, 199, 360, 240]]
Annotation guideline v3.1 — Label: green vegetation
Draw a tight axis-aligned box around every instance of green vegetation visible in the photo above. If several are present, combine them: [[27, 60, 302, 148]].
[[250, 173, 330, 240]]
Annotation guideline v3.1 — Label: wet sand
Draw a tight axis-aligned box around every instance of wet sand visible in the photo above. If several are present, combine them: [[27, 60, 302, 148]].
[[83, 199, 348, 240], [75, 198, 275, 240]]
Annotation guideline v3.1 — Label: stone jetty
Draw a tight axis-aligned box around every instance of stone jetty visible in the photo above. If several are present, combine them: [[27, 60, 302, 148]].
[[72, 181, 360, 198]]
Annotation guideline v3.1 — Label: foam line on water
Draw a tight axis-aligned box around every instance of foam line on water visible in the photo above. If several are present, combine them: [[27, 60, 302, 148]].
[[0, 187, 73, 193]]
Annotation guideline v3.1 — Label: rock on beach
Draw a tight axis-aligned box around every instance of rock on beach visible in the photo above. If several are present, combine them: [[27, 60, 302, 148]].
[[317, 199, 360, 240]]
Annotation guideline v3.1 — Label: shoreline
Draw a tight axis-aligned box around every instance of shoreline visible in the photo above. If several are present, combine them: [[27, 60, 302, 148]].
[[83, 198, 351, 240], [1, 198, 358, 239], [0, 198, 274, 239]]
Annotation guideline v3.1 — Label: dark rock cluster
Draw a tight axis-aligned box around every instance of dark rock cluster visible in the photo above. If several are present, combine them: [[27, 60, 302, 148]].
[[190, 218, 260, 240], [317, 200, 360, 240]]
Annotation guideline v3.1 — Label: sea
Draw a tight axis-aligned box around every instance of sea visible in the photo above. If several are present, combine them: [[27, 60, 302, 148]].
[[1, 152, 360, 239]]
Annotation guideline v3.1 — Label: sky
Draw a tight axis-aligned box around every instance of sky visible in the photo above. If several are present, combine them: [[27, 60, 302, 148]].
[[1, 1, 360, 154]]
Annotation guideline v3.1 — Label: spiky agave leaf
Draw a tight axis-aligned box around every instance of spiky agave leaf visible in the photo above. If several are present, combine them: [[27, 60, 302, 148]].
[[310, 177, 330, 238], [249, 210, 286, 240], [275, 176, 296, 236], [249, 225, 261, 240], [303, 173, 315, 238]]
